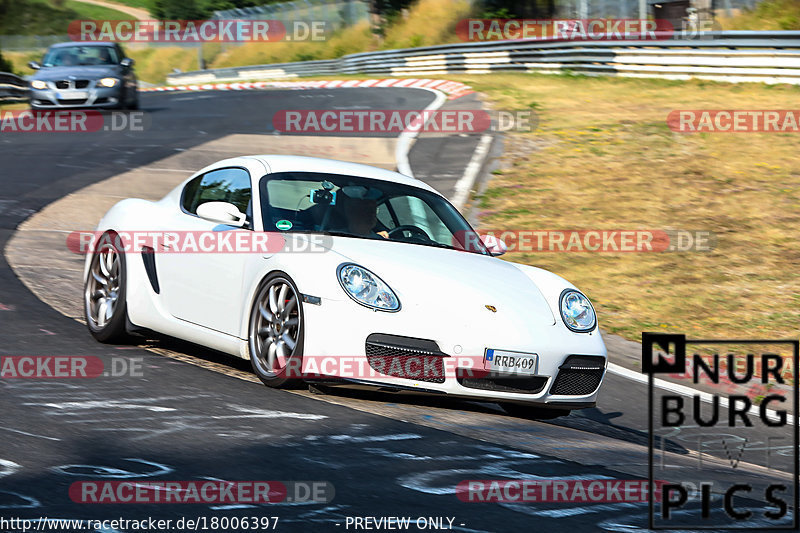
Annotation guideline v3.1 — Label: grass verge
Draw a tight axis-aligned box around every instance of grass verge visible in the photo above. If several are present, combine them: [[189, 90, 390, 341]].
[[450, 73, 800, 342], [719, 0, 800, 30], [0, 0, 129, 35]]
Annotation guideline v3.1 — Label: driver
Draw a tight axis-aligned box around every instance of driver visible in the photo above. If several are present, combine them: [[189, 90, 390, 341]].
[[96, 47, 113, 64], [340, 195, 388, 239], [61, 52, 77, 66]]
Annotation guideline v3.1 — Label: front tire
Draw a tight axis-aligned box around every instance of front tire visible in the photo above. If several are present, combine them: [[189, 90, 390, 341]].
[[128, 89, 139, 110], [84, 232, 129, 343], [248, 272, 304, 388]]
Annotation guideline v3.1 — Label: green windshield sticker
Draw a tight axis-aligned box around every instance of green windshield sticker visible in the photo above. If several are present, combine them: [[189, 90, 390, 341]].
[[276, 220, 292, 231]]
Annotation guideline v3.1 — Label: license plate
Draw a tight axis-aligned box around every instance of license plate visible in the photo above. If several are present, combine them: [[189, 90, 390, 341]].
[[484, 349, 538, 375], [58, 91, 88, 100]]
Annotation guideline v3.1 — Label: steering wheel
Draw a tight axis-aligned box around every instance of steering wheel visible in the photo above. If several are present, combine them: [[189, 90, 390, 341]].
[[387, 225, 432, 242]]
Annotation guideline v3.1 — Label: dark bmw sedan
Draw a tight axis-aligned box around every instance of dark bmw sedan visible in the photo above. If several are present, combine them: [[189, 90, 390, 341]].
[[28, 42, 138, 110]]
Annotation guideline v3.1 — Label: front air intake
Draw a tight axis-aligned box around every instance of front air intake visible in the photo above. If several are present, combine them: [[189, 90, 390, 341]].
[[549, 355, 605, 395], [365, 333, 447, 384]]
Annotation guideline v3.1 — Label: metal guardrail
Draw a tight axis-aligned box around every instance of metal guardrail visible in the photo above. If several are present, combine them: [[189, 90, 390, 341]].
[[167, 30, 800, 86], [0, 72, 28, 102], [167, 58, 340, 85]]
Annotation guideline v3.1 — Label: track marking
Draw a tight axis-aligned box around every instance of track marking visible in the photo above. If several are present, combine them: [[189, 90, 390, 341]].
[[452, 134, 493, 210], [395, 87, 446, 177], [0, 427, 60, 441], [606, 362, 792, 425]]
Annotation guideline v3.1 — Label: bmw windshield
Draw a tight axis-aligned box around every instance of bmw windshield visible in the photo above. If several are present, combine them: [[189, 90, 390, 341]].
[[42, 45, 119, 67]]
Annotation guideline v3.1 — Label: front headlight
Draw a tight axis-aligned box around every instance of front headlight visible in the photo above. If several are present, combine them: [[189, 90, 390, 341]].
[[337, 263, 400, 312], [31, 80, 47, 90], [99, 77, 118, 88], [559, 289, 596, 332]]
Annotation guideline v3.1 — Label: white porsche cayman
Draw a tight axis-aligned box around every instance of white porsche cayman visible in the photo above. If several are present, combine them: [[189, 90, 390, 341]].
[[84, 155, 607, 416]]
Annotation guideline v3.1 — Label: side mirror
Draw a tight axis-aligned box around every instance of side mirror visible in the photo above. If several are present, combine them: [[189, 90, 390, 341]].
[[196, 202, 246, 228], [28, 61, 41, 70], [120, 58, 134, 68], [481, 234, 507, 256]]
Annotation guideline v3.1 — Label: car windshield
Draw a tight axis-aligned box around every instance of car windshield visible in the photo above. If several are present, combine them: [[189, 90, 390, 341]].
[[42, 46, 119, 67], [259, 171, 489, 255]]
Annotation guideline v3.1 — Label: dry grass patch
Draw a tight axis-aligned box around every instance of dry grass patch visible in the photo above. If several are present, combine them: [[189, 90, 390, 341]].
[[382, 0, 472, 48], [451, 73, 800, 341]]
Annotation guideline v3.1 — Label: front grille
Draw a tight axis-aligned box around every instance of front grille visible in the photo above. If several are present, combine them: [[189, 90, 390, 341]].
[[458, 375, 548, 394], [365, 333, 447, 383], [58, 99, 87, 105], [54, 80, 90, 89], [550, 355, 605, 395]]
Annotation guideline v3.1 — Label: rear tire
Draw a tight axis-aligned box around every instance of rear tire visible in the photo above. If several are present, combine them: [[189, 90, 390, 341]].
[[84, 232, 129, 343], [248, 272, 304, 388], [501, 403, 571, 420]]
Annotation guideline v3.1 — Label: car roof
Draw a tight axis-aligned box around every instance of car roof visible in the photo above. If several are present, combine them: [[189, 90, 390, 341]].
[[247, 155, 440, 195], [50, 41, 116, 48]]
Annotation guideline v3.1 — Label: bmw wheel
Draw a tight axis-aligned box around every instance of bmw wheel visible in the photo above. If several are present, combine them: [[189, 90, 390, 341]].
[[249, 273, 304, 388]]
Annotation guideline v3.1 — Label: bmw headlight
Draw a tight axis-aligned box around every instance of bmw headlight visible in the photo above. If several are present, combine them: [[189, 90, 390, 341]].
[[337, 263, 400, 311], [559, 289, 596, 332], [99, 77, 118, 88], [31, 80, 47, 90]]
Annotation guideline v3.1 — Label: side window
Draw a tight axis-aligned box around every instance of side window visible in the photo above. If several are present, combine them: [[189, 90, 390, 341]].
[[106, 46, 120, 64], [182, 168, 252, 217]]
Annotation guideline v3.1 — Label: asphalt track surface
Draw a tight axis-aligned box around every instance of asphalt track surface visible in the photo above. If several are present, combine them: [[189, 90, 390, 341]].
[[0, 88, 796, 532]]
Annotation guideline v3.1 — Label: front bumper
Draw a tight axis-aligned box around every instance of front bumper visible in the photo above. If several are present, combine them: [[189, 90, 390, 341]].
[[300, 295, 608, 408], [30, 85, 124, 109]]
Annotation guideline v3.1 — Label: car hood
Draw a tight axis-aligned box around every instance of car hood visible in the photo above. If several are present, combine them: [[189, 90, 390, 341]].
[[31, 65, 122, 81], [322, 237, 556, 325]]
